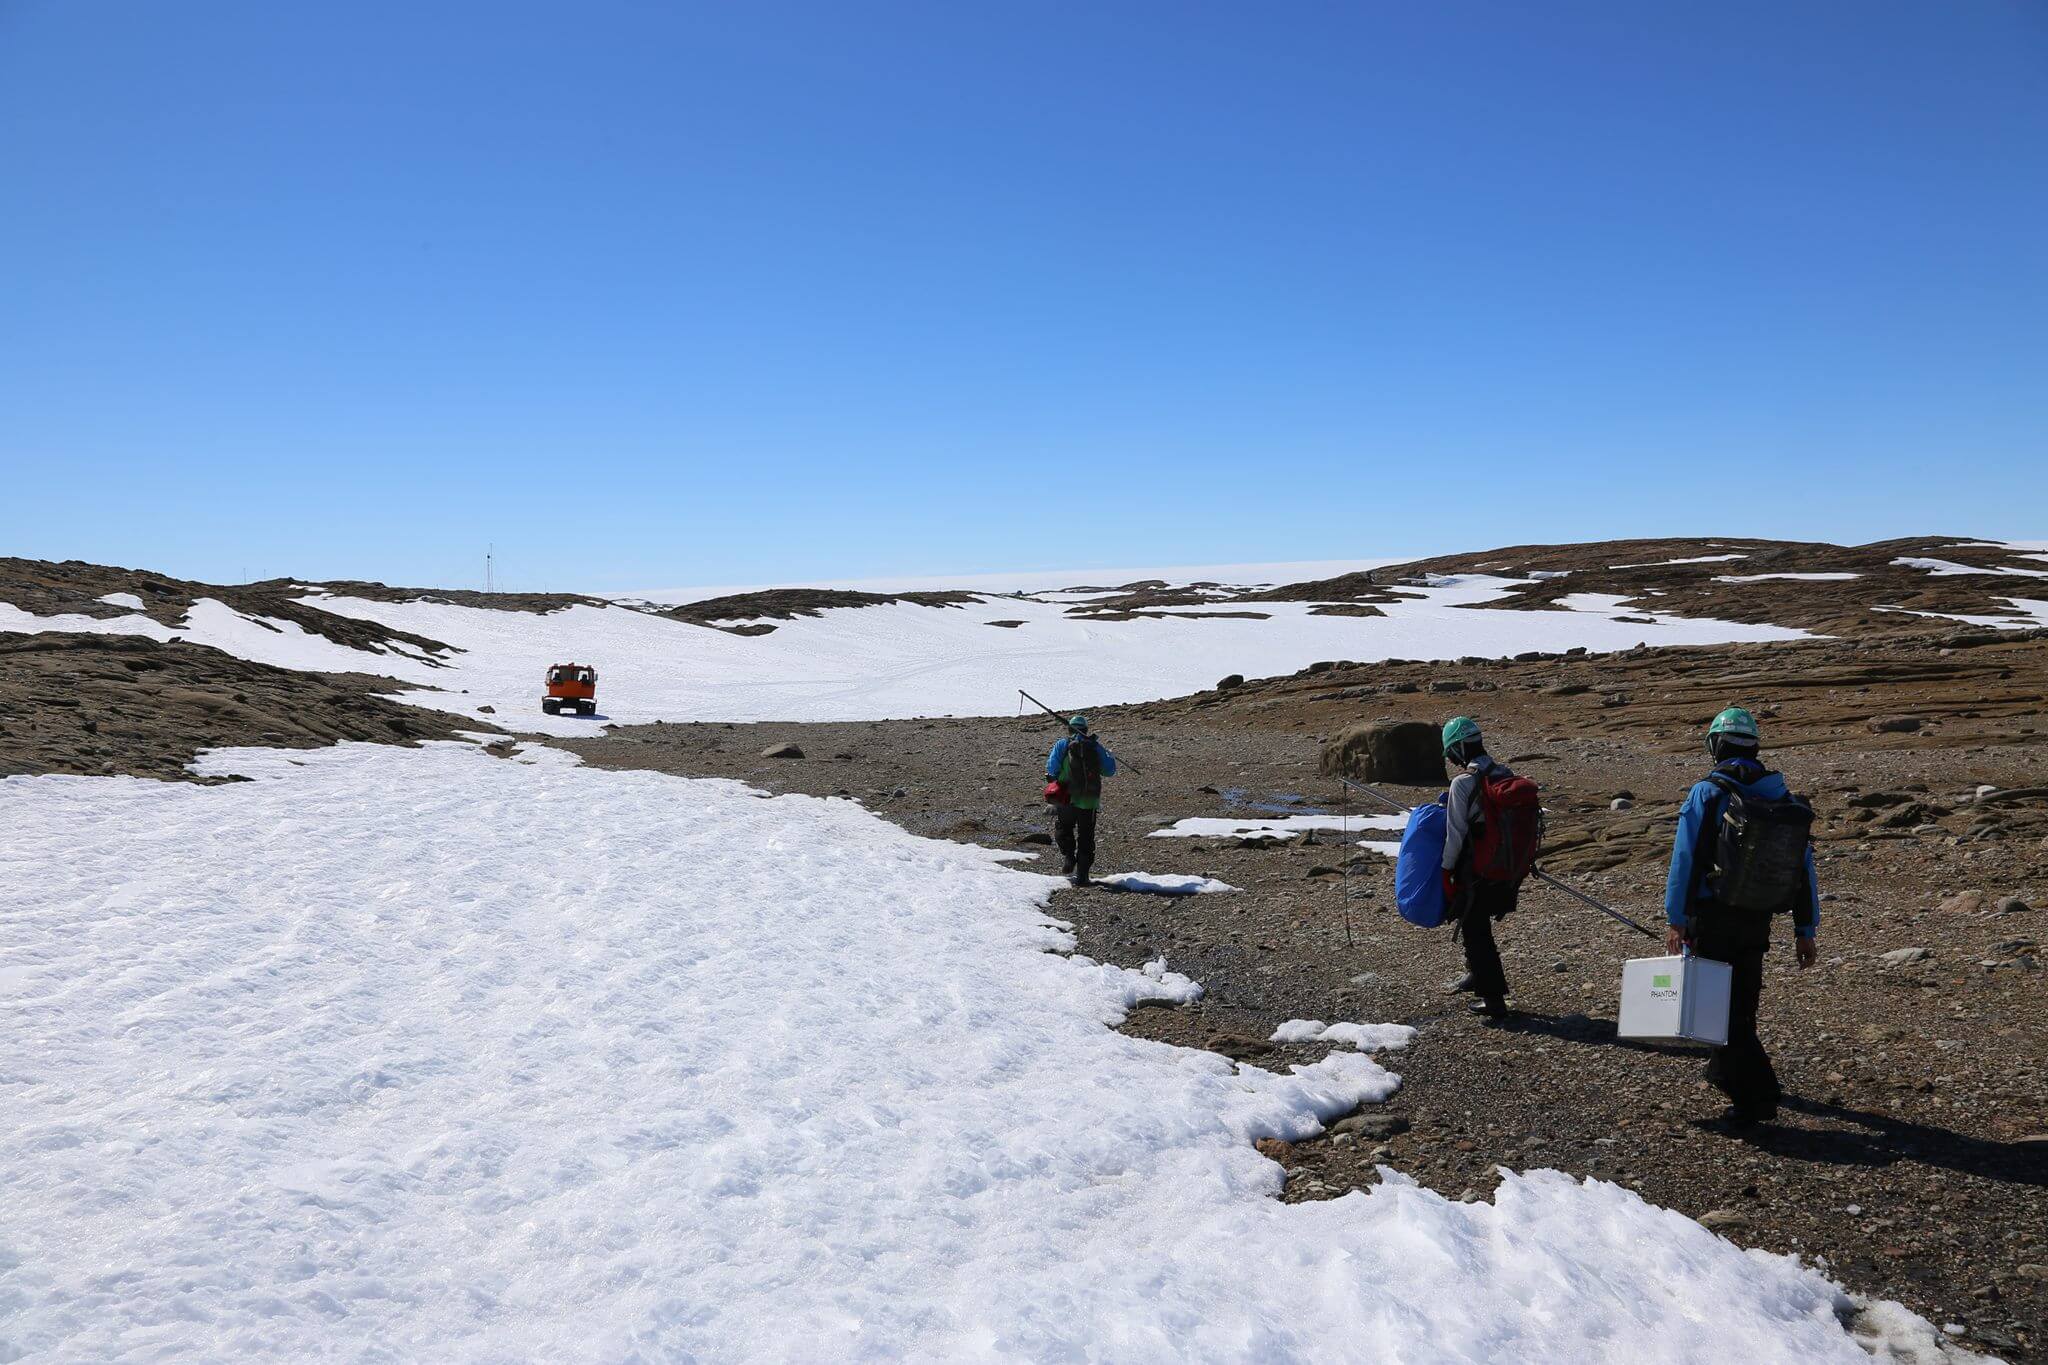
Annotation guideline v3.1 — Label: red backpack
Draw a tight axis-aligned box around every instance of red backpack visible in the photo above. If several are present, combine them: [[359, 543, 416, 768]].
[[1470, 770, 1542, 883]]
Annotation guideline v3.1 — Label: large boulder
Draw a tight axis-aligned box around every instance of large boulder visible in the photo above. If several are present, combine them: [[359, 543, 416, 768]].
[[1318, 721, 1444, 786]]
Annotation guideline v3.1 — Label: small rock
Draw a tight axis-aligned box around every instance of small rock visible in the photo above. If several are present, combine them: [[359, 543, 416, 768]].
[[1612, 790, 1634, 802], [1216, 674, 1245, 690], [2016, 1264, 2048, 1281], [1938, 891, 1985, 914], [1610, 797, 1634, 812], [762, 742, 805, 759], [1329, 1114, 1410, 1141], [1698, 1209, 1752, 1232], [1879, 947, 1931, 968], [1254, 1137, 1294, 1161], [475, 704, 496, 715], [1868, 715, 1926, 733], [1996, 896, 2031, 915], [1207, 1033, 1274, 1060]]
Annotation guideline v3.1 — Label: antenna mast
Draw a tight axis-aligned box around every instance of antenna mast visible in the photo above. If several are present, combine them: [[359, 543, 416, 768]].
[[487, 544, 494, 594]]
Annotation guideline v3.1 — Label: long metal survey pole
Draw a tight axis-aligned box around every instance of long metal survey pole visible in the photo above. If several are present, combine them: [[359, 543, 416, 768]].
[[1333, 776, 1660, 939], [1530, 870, 1661, 940], [1019, 690, 1139, 775]]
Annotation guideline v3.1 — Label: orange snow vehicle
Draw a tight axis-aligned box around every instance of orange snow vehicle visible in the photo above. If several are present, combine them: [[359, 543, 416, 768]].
[[542, 662, 598, 716]]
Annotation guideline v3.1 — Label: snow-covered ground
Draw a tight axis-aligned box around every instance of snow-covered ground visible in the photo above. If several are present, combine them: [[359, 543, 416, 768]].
[[0, 742, 1969, 1361], [0, 573, 1812, 735]]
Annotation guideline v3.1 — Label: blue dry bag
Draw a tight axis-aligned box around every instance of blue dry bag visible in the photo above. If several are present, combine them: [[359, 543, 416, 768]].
[[1395, 802, 1449, 928]]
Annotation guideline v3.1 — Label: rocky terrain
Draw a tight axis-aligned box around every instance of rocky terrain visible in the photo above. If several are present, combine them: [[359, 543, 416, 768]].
[[0, 633, 484, 780], [560, 625, 2048, 1359]]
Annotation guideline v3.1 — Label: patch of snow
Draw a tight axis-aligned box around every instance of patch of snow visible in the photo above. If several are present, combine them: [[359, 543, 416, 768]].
[[1892, 556, 2048, 579], [96, 591, 146, 610], [0, 744, 1963, 1360], [1096, 871, 1239, 896], [1148, 813, 1409, 841], [1610, 554, 1750, 568], [1270, 1020, 1417, 1051], [1714, 572, 1862, 583], [1875, 598, 2048, 630]]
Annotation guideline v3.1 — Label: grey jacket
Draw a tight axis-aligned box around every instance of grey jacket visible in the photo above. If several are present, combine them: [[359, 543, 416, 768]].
[[1442, 755, 1510, 872]]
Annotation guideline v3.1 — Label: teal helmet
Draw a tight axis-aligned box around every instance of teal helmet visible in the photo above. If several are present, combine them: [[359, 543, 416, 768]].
[[1441, 716, 1481, 754], [1068, 715, 1089, 733], [1708, 707, 1760, 743]]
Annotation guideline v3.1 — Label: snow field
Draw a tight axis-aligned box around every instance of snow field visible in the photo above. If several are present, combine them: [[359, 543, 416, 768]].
[[1, 573, 1812, 735], [0, 744, 1958, 1362]]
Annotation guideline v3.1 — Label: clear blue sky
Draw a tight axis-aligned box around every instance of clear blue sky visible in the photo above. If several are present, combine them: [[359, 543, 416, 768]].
[[3, 2, 2044, 591]]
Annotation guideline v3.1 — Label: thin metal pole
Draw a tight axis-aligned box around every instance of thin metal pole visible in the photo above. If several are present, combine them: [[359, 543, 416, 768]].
[[1018, 690, 1139, 775], [1530, 870, 1662, 940], [1332, 775, 1660, 939]]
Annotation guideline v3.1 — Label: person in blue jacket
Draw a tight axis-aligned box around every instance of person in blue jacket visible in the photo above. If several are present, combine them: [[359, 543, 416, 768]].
[[1664, 706, 1820, 1126], [1047, 715, 1118, 887]]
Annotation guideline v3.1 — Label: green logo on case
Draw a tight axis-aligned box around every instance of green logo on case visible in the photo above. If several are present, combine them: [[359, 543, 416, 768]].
[[1652, 974, 1672, 988]]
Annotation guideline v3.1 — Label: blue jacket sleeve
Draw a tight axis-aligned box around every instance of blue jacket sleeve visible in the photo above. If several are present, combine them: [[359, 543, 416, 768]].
[[1046, 739, 1066, 779], [1663, 782, 1714, 928], [1097, 744, 1117, 777]]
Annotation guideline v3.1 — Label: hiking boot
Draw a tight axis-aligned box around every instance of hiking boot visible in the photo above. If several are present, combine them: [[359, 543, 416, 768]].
[[1070, 871, 1091, 888], [1468, 996, 1508, 1021], [1448, 973, 1476, 994], [1713, 1104, 1775, 1130], [1060, 857, 1077, 876]]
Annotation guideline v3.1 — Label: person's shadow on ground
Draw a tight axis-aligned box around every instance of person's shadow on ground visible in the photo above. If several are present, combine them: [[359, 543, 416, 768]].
[[1735, 1096, 2047, 1188], [1488, 1009, 2047, 1189]]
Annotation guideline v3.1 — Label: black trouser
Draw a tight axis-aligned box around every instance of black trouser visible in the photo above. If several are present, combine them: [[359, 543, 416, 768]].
[[1456, 878, 1517, 1001], [1053, 803, 1098, 877], [1691, 912, 1780, 1118]]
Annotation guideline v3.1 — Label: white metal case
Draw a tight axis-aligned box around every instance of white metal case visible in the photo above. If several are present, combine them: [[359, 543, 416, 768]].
[[1616, 955, 1732, 1046]]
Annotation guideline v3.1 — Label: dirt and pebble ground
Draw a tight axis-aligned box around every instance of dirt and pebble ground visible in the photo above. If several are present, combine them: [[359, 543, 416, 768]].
[[561, 628, 2048, 1359], [0, 633, 487, 780]]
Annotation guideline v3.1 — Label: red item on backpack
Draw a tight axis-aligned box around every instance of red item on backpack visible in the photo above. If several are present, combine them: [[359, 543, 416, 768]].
[[1044, 780, 1069, 804], [1470, 770, 1542, 883]]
